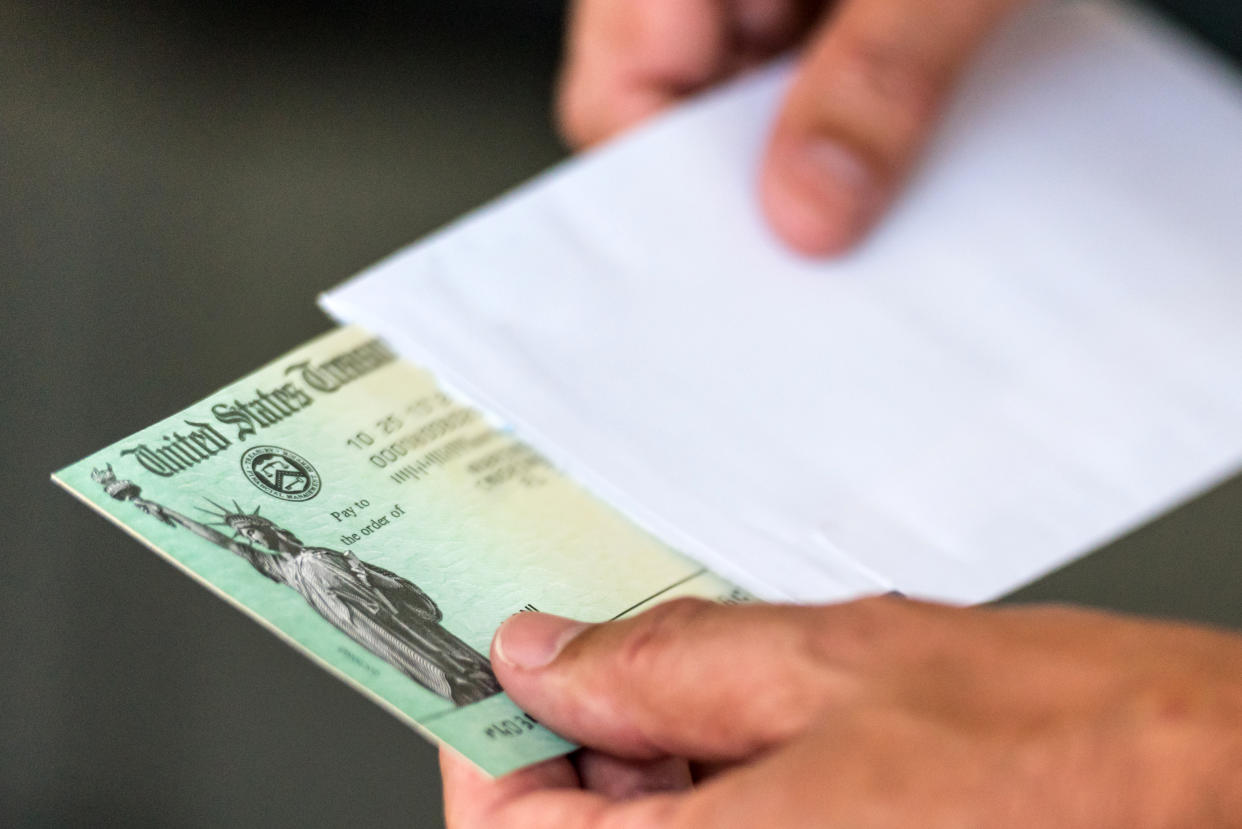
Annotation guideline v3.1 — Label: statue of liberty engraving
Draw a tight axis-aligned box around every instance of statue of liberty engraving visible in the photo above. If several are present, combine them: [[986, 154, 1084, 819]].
[[92, 465, 502, 706]]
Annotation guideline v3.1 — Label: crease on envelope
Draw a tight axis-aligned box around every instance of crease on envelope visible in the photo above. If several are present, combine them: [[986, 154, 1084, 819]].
[[323, 0, 1242, 604]]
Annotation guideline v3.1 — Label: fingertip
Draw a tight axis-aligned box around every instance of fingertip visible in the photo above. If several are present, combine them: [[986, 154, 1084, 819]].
[[759, 133, 885, 257], [493, 613, 592, 672], [439, 745, 472, 783], [439, 747, 490, 826], [556, 82, 677, 150]]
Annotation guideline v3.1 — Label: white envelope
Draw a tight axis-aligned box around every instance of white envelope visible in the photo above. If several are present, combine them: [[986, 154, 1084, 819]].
[[323, 1, 1242, 603]]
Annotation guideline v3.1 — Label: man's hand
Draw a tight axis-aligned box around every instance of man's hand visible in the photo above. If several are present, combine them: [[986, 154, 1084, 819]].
[[442, 596, 1242, 827], [557, 0, 1024, 255]]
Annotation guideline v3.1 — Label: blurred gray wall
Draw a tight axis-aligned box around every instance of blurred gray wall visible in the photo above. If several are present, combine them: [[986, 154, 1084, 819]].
[[2, 3, 565, 826], [1, 1, 1238, 827]]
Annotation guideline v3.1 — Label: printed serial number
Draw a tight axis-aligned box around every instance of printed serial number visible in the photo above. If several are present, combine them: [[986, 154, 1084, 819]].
[[484, 713, 539, 739]]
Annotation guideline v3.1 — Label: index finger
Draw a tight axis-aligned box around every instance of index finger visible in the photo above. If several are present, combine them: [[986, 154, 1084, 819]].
[[558, 0, 817, 148], [440, 748, 684, 829], [558, 0, 730, 148]]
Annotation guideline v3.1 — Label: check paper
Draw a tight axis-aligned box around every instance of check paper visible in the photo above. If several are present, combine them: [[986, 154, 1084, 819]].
[[54, 327, 747, 776]]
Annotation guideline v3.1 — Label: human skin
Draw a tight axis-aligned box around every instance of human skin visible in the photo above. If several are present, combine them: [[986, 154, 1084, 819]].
[[443, 2, 1242, 823], [442, 596, 1242, 827], [556, 0, 1026, 255]]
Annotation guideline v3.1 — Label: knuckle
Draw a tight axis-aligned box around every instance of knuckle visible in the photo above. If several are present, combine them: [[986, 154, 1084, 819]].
[[841, 592, 912, 630], [806, 594, 912, 664], [831, 34, 944, 127], [1128, 675, 1208, 729], [615, 597, 715, 676], [999, 601, 1105, 637]]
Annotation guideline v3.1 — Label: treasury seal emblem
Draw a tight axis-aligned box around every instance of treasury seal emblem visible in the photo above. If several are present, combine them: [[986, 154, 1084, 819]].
[[240, 445, 321, 501]]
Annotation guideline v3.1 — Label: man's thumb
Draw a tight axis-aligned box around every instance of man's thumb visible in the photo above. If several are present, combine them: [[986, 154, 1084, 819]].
[[490, 598, 872, 762], [759, 0, 1020, 256]]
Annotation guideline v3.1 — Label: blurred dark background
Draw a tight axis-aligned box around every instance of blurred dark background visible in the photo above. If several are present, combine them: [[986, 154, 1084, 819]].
[[2, 1, 1239, 826]]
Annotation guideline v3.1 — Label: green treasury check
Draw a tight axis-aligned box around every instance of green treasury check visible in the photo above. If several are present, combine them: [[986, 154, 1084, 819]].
[[53, 326, 748, 776]]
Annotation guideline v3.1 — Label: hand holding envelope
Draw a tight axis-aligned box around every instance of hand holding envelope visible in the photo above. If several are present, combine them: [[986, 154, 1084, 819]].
[[559, 0, 1025, 256]]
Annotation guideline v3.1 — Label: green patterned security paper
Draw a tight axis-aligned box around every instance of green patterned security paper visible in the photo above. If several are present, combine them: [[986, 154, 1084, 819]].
[[54, 326, 746, 777]]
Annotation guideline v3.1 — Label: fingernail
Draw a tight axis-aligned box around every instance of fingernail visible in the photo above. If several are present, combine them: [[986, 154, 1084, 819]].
[[762, 135, 882, 256], [494, 613, 590, 670]]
